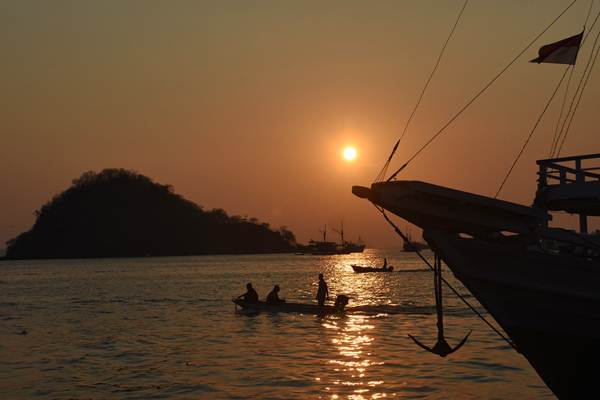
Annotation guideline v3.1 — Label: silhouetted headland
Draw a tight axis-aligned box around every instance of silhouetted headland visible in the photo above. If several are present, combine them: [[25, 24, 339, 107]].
[[5, 169, 296, 260]]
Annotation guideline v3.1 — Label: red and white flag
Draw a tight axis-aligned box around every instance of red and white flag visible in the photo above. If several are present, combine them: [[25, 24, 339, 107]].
[[530, 31, 583, 65]]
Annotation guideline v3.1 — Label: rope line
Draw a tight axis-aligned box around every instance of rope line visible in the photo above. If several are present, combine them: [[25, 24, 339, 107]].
[[376, 206, 517, 350], [552, 8, 600, 157], [584, 0, 595, 28], [495, 65, 571, 198], [386, 0, 578, 182], [557, 17, 600, 155], [550, 1, 595, 157], [550, 66, 575, 156], [376, 0, 469, 182]]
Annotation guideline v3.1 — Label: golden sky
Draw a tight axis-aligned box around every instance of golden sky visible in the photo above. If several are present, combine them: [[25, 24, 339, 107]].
[[1, 0, 599, 248]]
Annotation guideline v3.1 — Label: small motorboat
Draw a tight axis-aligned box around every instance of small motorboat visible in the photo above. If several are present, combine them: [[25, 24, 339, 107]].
[[233, 294, 349, 315], [351, 264, 394, 273]]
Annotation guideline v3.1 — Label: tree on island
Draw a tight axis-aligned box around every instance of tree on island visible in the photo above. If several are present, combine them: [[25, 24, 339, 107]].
[[5, 169, 296, 259]]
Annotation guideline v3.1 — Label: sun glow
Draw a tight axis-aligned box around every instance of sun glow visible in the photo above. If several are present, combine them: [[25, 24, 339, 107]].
[[343, 146, 357, 161]]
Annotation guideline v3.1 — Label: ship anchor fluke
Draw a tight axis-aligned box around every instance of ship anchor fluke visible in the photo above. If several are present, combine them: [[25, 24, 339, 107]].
[[409, 252, 471, 357], [409, 329, 472, 357]]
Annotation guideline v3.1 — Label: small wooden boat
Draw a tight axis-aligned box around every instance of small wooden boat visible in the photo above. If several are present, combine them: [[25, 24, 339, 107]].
[[233, 295, 349, 315], [351, 264, 394, 273]]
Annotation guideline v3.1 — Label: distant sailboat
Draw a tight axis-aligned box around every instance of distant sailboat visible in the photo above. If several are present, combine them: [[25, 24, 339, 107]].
[[300, 223, 366, 255], [332, 221, 366, 253], [401, 230, 430, 252]]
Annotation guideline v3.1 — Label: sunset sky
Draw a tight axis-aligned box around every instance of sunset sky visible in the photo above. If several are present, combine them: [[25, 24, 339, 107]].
[[1, 0, 599, 248]]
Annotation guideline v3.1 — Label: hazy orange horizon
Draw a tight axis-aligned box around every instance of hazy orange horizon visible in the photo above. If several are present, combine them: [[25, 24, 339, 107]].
[[2, 0, 599, 249]]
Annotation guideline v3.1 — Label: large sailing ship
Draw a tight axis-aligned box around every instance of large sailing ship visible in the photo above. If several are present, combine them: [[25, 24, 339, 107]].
[[354, 155, 600, 399], [352, 2, 600, 399], [300, 223, 365, 255]]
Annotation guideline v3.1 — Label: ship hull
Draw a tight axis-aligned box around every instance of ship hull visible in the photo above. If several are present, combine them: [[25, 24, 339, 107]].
[[425, 229, 600, 400]]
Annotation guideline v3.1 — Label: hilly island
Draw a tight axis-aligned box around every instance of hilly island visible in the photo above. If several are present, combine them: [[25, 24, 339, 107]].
[[4, 169, 296, 259]]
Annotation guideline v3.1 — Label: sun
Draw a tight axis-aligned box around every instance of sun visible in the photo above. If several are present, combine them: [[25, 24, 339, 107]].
[[343, 146, 357, 161]]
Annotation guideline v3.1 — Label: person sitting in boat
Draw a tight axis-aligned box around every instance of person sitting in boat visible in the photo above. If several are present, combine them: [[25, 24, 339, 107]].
[[316, 274, 329, 307], [266, 285, 285, 305], [237, 282, 259, 303], [382, 257, 388, 270]]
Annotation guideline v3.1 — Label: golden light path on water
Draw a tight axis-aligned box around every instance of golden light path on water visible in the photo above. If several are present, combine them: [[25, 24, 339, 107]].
[[323, 315, 383, 399], [318, 255, 412, 399]]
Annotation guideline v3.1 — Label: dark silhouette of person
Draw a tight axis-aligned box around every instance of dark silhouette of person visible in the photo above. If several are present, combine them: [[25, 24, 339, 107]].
[[266, 285, 285, 305], [237, 283, 259, 303], [382, 257, 388, 270], [316, 273, 329, 307]]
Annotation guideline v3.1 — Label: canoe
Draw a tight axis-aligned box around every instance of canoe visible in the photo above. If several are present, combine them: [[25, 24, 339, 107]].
[[233, 295, 349, 315], [351, 264, 394, 273]]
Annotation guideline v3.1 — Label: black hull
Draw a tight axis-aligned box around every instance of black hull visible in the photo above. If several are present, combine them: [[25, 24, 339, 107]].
[[425, 229, 600, 400], [352, 178, 600, 399], [509, 327, 600, 399]]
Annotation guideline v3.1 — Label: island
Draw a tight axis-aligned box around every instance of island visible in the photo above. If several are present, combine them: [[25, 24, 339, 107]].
[[4, 169, 297, 259]]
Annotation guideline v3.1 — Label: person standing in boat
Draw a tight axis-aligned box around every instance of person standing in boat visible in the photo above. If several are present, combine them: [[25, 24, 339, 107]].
[[266, 285, 285, 305], [237, 282, 259, 303], [316, 274, 329, 307], [382, 257, 388, 270]]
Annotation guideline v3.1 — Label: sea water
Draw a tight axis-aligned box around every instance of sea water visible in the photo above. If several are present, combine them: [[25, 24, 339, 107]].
[[0, 249, 553, 399]]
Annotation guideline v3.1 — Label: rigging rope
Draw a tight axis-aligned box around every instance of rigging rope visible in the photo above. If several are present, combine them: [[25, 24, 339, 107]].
[[552, 8, 600, 157], [549, 66, 575, 156], [549, 1, 596, 157], [557, 18, 600, 155], [495, 65, 571, 198], [585, 0, 595, 28], [375, 205, 517, 350], [376, 0, 469, 182], [386, 0, 579, 182]]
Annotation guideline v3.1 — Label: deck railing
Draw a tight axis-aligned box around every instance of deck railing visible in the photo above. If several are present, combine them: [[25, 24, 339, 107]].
[[537, 153, 600, 233], [537, 153, 600, 188]]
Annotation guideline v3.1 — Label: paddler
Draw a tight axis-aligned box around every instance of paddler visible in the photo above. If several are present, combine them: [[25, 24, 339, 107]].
[[316, 273, 329, 308], [237, 282, 259, 303], [266, 285, 285, 305]]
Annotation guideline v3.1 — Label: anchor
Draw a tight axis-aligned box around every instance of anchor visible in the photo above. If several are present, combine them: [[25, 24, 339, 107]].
[[409, 252, 471, 357]]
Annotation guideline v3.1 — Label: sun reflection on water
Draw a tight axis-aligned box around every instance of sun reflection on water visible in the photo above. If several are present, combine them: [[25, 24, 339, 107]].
[[323, 313, 387, 399], [314, 253, 433, 398]]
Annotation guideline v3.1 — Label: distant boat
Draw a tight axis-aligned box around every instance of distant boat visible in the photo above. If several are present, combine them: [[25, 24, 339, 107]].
[[233, 295, 349, 315], [342, 239, 366, 253], [402, 232, 430, 252], [301, 223, 365, 255], [351, 264, 393, 273]]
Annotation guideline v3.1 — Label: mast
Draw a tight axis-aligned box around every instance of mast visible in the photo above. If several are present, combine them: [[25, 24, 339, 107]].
[[332, 221, 345, 244], [319, 225, 327, 242]]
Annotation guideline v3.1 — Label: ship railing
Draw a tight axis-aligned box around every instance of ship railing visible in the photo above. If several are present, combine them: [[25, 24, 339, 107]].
[[536, 153, 600, 234], [537, 153, 600, 188]]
